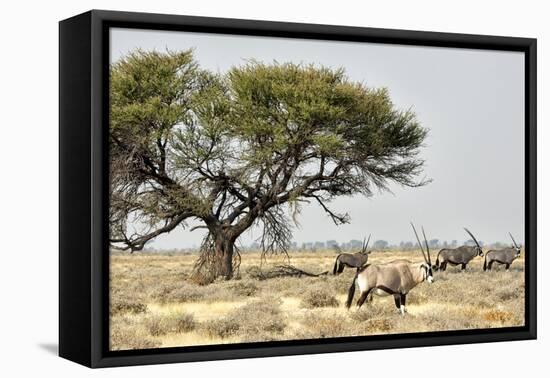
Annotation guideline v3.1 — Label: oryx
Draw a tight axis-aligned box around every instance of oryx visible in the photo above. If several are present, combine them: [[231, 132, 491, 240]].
[[345, 224, 434, 315], [433, 228, 484, 271], [483, 233, 522, 271], [333, 235, 371, 275]]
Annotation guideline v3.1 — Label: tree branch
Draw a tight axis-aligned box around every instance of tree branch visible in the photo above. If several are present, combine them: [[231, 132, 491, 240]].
[[110, 212, 193, 252], [305, 194, 350, 225]]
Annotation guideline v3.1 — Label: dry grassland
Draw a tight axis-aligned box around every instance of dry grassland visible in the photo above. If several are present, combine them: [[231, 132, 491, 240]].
[[110, 249, 525, 350]]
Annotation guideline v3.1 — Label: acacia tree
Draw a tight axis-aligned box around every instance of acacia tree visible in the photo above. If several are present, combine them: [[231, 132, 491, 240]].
[[109, 49, 429, 282]]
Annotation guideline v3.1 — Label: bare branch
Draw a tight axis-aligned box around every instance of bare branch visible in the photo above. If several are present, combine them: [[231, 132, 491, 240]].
[[306, 194, 350, 225], [110, 212, 193, 252]]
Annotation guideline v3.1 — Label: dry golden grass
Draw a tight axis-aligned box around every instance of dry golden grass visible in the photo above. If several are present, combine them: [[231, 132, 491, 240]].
[[109, 249, 525, 351]]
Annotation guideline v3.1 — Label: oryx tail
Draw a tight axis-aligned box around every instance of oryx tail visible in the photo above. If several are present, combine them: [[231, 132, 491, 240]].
[[333, 255, 342, 275], [345, 271, 359, 309], [435, 250, 443, 268]]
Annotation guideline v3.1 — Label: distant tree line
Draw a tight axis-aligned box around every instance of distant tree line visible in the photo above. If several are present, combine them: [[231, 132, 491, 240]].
[[137, 238, 514, 253], [241, 238, 507, 252]]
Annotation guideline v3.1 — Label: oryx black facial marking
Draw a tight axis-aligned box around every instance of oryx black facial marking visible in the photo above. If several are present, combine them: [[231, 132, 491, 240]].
[[483, 232, 522, 271], [345, 223, 434, 316], [333, 234, 372, 275], [433, 228, 484, 271]]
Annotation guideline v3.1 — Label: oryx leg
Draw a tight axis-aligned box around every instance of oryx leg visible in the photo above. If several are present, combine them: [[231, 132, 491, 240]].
[[488, 261, 494, 271], [337, 261, 346, 274], [461, 263, 467, 271], [356, 288, 373, 308], [393, 295, 400, 310], [505, 263, 510, 270], [400, 294, 407, 315], [440, 261, 447, 271], [393, 294, 407, 315]]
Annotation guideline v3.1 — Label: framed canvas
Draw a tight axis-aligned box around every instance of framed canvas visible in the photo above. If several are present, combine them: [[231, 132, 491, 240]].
[[59, 10, 537, 368]]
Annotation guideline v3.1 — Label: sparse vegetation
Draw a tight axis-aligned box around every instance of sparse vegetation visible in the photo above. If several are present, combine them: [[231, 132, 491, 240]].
[[301, 288, 340, 308], [110, 249, 525, 350], [110, 299, 148, 316], [204, 297, 285, 341], [110, 315, 160, 350], [145, 312, 197, 336], [228, 282, 259, 297]]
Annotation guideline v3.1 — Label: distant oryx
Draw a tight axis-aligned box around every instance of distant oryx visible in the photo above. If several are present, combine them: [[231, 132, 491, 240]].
[[433, 228, 484, 271], [345, 224, 434, 315], [332, 235, 371, 275], [483, 233, 522, 271]]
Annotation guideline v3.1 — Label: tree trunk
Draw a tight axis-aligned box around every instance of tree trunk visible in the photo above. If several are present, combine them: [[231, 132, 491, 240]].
[[212, 231, 235, 280], [195, 222, 249, 283]]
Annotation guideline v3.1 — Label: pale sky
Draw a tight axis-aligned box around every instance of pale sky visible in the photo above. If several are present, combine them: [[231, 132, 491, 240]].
[[109, 28, 525, 249]]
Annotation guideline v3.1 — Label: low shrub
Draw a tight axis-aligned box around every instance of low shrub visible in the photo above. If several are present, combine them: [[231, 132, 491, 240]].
[[152, 282, 205, 303], [110, 315, 160, 351], [110, 300, 147, 316], [203, 317, 241, 339], [296, 314, 353, 338], [364, 318, 393, 333], [145, 312, 197, 336], [110, 328, 160, 351], [483, 309, 513, 323], [301, 288, 339, 308], [228, 281, 258, 297], [203, 297, 285, 340]]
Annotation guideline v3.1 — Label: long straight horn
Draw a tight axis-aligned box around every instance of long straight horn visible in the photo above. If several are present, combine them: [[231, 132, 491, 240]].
[[421, 226, 432, 265], [364, 234, 371, 252], [411, 222, 428, 263], [509, 232, 520, 249], [464, 227, 481, 250]]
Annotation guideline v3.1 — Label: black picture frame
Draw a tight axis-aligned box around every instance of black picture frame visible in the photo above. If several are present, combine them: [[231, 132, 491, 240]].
[[59, 9, 537, 368]]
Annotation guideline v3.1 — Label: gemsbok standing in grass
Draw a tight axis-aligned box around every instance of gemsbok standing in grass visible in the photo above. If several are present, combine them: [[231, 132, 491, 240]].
[[333, 235, 371, 275], [433, 228, 484, 271], [483, 233, 522, 271], [345, 224, 434, 315]]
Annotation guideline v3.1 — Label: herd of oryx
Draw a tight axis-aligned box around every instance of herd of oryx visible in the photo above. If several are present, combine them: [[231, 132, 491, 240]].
[[333, 224, 523, 315]]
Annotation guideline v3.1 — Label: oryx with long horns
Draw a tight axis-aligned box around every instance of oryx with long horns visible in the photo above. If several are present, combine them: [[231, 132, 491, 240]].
[[333, 235, 372, 275], [345, 224, 434, 315], [483, 233, 522, 271], [433, 228, 484, 271]]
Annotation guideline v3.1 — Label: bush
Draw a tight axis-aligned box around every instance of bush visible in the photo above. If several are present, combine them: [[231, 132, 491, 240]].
[[204, 317, 241, 339], [152, 280, 259, 303], [110, 315, 160, 351], [110, 328, 160, 351], [204, 297, 285, 340], [483, 309, 513, 323], [310, 316, 349, 338], [301, 288, 339, 308], [173, 313, 197, 332], [229, 281, 258, 297], [364, 318, 393, 333], [110, 300, 147, 316], [145, 315, 168, 336], [152, 282, 205, 303], [349, 304, 391, 322], [145, 312, 197, 336], [295, 314, 354, 339], [494, 286, 522, 302]]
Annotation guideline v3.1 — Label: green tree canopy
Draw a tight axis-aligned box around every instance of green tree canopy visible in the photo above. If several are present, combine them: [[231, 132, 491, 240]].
[[109, 49, 429, 282]]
